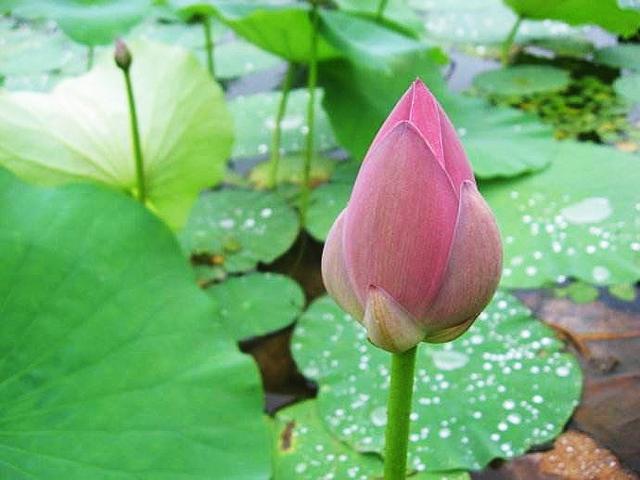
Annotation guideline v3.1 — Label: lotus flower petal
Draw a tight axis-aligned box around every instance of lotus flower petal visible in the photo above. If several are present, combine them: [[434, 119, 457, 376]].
[[369, 79, 443, 163], [439, 106, 475, 188], [343, 121, 459, 318], [363, 286, 425, 353], [321, 210, 364, 321], [422, 181, 503, 340]]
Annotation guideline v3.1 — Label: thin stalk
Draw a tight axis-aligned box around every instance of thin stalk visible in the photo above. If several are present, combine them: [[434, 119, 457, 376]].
[[376, 0, 389, 22], [203, 15, 215, 77], [501, 16, 522, 66], [123, 70, 146, 204], [383, 346, 418, 480], [268, 63, 296, 189], [87, 46, 94, 70], [299, 2, 319, 225]]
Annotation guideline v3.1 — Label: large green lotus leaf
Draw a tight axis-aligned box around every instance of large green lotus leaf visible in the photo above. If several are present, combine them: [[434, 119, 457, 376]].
[[593, 44, 640, 71], [0, 168, 270, 479], [13, 0, 150, 45], [0, 40, 233, 230], [334, 0, 425, 37], [292, 293, 582, 472], [504, 0, 640, 37], [320, 49, 447, 161], [482, 141, 640, 288], [473, 65, 571, 96], [272, 400, 470, 480], [614, 73, 640, 104], [229, 88, 337, 158], [207, 272, 304, 340], [318, 9, 428, 71], [212, 2, 340, 62], [179, 188, 300, 272]]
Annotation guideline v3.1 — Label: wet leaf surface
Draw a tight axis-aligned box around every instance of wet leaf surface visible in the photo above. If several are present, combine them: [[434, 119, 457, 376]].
[[180, 188, 300, 272], [482, 141, 640, 288], [229, 88, 337, 158], [207, 272, 305, 341], [292, 292, 582, 471], [272, 400, 470, 480]]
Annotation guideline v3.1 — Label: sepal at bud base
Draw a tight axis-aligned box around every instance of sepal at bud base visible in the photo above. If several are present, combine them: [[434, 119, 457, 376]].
[[363, 286, 425, 353]]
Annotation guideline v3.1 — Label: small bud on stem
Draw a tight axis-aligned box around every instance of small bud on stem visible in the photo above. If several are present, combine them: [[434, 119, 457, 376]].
[[114, 39, 132, 71], [114, 39, 145, 204]]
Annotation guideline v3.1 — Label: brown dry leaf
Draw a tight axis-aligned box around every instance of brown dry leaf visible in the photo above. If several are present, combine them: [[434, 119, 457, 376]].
[[539, 431, 636, 480], [517, 292, 640, 471]]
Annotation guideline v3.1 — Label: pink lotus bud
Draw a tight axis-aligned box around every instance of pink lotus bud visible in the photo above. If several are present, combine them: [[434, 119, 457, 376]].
[[322, 79, 502, 353]]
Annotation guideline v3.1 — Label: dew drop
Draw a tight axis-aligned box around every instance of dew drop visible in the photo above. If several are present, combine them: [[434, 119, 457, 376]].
[[431, 350, 469, 370], [260, 207, 273, 218], [370, 406, 387, 427], [560, 197, 612, 224], [592, 265, 610, 283]]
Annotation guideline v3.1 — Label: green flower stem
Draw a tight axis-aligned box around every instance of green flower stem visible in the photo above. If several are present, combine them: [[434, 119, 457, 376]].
[[268, 63, 296, 189], [376, 0, 389, 22], [501, 16, 523, 66], [383, 346, 418, 480], [203, 15, 215, 77], [299, 2, 319, 225], [122, 69, 146, 204], [87, 46, 94, 70]]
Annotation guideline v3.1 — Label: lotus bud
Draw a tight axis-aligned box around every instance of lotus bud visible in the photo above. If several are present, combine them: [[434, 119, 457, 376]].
[[114, 39, 132, 71], [322, 79, 502, 353]]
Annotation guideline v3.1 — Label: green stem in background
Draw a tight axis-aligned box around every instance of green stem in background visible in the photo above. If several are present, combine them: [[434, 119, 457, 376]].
[[376, 0, 389, 22], [202, 15, 215, 77], [122, 69, 146, 204], [501, 16, 522, 66], [383, 346, 418, 480], [299, 2, 319, 225], [268, 63, 296, 189], [87, 45, 94, 71]]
